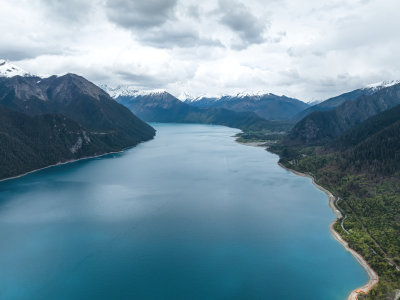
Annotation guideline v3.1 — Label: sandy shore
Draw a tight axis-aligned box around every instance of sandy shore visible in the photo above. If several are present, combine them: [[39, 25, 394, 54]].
[[278, 163, 379, 300], [235, 140, 266, 147]]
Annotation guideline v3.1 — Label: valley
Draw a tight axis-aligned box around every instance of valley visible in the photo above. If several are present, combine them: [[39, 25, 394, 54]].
[[0, 59, 399, 299]]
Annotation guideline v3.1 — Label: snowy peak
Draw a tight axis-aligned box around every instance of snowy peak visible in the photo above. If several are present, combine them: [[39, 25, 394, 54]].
[[234, 91, 274, 98], [101, 84, 166, 99], [185, 91, 276, 102], [184, 94, 218, 102], [365, 80, 400, 91], [0, 59, 32, 78]]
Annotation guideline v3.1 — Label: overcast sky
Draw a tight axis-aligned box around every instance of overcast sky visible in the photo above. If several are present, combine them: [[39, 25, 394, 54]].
[[1, 0, 399, 101]]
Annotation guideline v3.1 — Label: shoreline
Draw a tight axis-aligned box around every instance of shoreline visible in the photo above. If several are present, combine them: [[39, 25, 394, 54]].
[[235, 140, 379, 300], [0, 144, 144, 183], [277, 162, 379, 300]]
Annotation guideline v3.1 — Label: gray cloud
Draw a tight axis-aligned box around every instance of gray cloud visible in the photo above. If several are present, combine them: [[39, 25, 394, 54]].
[[115, 71, 168, 88], [105, 0, 178, 29], [0, 43, 67, 61], [0, 47, 45, 61], [115, 65, 197, 89], [104, 0, 224, 49], [40, 0, 95, 23], [140, 25, 224, 49], [218, 0, 269, 49], [186, 5, 201, 19]]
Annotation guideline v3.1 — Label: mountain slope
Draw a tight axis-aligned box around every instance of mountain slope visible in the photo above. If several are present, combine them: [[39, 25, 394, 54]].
[[0, 105, 117, 179], [0, 74, 156, 149], [285, 82, 400, 146], [329, 104, 400, 175], [293, 89, 371, 122], [114, 91, 292, 132], [185, 93, 308, 121], [293, 80, 400, 121]]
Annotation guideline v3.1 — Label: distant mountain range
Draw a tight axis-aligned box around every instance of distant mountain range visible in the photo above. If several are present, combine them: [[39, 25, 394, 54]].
[[103, 87, 293, 132], [0, 62, 155, 179], [185, 93, 308, 121]]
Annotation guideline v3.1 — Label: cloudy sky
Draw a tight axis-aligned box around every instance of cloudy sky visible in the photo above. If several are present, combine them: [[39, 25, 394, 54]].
[[1, 0, 400, 101]]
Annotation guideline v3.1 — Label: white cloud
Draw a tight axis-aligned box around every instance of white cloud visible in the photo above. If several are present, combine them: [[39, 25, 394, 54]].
[[1, 0, 399, 102]]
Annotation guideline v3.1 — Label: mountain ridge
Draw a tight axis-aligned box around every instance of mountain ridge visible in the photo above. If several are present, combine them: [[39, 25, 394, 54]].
[[284, 82, 400, 146], [184, 93, 308, 121], [112, 90, 292, 132], [293, 80, 400, 121]]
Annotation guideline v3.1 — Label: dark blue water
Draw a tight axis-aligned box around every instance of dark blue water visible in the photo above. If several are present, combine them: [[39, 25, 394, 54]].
[[0, 123, 367, 299]]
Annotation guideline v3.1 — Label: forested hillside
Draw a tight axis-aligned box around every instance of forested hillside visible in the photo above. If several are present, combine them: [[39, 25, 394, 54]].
[[0, 106, 114, 179]]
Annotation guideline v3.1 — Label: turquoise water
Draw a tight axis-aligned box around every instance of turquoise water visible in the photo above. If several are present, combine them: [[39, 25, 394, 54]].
[[0, 123, 367, 299]]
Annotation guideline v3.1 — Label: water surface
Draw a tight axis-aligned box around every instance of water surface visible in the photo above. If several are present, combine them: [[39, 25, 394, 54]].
[[0, 123, 367, 299]]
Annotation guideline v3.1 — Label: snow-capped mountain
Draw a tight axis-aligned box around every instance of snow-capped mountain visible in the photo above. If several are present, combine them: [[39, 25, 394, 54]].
[[0, 59, 32, 77], [184, 95, 218, 103], [184, 91, 276, 103], [364, 80, 400, 91], [184, 92, 308, 121], [100, 84, 166, 99], [104, 86, 307, 121]]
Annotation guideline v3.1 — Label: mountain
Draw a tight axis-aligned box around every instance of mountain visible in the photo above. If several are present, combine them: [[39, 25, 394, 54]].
[[100, 84, 165, 99], [0, 74, 155, 150], [185, 92, 309, 121], [0, 65, 155, 179], [284, 82, 400, 146], [0, 59, 32, 77], [105, 88, 292, 132], [293, 80, 400, 121]]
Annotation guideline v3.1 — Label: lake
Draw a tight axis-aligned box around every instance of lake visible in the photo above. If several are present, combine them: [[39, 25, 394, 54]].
[[0, 123, 367, 299]]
